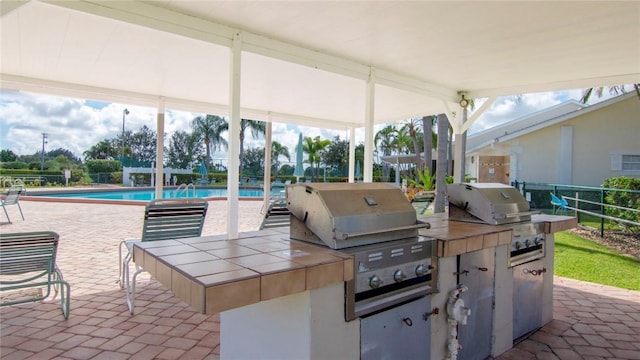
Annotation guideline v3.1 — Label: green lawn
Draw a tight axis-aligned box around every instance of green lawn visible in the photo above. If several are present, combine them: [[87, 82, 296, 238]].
[[554, 231, 640, 290]]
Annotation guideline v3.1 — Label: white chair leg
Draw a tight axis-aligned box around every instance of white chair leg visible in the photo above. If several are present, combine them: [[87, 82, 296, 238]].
[[2, 206, 11, 224], [17, 202, 24, 220], [118, 241, 125, 288], [127, 268, 144, 315]]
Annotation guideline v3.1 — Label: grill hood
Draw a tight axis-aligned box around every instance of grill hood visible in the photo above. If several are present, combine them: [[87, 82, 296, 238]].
[[287, 183, 428, 249], [447, 183, 538, 225]]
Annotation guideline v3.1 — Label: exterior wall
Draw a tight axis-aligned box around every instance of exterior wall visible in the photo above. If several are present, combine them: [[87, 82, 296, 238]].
[[469, 95, 640, 186]]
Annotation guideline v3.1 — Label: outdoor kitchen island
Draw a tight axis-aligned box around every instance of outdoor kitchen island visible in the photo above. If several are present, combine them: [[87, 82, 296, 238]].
[[132, 184, 576, 360]]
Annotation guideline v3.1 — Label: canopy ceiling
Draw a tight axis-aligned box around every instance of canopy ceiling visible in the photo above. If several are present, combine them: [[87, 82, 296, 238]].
[[2, 0, 639, 129]]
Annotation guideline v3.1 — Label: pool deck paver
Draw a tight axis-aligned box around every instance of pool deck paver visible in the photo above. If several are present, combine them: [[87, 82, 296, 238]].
[[1, 199, 639, 359]]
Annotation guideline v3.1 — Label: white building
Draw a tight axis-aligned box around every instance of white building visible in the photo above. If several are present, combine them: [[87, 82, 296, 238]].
[[466, 93, 640, 186]]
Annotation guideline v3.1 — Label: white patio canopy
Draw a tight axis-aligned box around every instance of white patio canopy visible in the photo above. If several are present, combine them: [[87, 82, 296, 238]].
[[2, 1, 639, 237]]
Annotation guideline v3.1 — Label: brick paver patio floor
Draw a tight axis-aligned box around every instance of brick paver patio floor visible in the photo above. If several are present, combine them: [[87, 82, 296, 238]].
[[1, 198, 639, 359]]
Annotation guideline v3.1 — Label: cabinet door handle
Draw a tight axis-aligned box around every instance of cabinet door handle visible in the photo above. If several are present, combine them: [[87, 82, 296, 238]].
[[402, 317, 413, 326], [478, 267, 488, 272]]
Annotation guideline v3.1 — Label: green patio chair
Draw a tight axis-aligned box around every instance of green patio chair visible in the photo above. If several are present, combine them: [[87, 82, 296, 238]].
[[0, 231, 70, 319], [119, 198, 208, 314], [1, 185, 25, 223]]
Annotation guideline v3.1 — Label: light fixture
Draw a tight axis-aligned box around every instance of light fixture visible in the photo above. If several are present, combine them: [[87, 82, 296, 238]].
[[459, 94, 469, 108]]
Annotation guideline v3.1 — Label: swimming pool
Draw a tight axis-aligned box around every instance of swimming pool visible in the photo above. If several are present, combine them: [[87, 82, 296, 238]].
[[32, 188, 265, 202]]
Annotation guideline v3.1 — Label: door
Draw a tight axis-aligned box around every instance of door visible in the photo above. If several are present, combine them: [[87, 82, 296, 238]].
[[478, 156, 510, 184], [513, 259, 545, 340], [457, 248, 495, 360], [361, 296, 431, 360]]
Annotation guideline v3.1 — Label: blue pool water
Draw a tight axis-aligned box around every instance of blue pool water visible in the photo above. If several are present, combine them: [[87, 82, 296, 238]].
[[37, 188, 264, 201]]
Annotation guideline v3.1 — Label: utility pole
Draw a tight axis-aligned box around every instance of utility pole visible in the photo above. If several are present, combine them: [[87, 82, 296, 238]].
[[122, 108, 130, 162], [41, 133, 48, 171]]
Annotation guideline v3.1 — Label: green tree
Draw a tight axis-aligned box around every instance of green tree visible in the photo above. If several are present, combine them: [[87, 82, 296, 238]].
[[241, 147, 265, 177], [303, 136, 331, 181], [192, 114, 228, 168], [279, 164, 294, 176], [393, 126, 412, 154], [47, 148, 82, 164], [271, 141, 290, 177], [375, 125, 400, 182], [0, 149, 18, 162], [84, 139, 118, 161], [401, 118, 424, 169], [167, 131, 203, 169], [322, 136, 349, 177], [129, 125, 157, 164], [580, 84, 640, 103], [239, 119, 266, 170]]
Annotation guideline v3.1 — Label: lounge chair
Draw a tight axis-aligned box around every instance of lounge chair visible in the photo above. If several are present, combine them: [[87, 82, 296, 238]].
[[0, 231, 70, 319], [1, 185, 25, 223], [550, 193, 568, 214], [119, 198, 208, 314]]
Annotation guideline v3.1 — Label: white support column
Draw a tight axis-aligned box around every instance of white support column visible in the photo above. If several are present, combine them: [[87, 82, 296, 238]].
[[227, 30, 242, 239], [348, 127, 355, 183], [263, 118, 272, 206], [453, 106, 468, 183], [364, 68, 375, 183], [155, 98, 165, 199]]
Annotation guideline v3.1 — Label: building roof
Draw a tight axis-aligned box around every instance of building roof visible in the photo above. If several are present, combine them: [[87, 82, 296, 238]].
[[466, 92, 638, 153]]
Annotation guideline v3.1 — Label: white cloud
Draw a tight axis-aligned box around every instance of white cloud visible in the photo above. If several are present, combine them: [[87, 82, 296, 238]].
[[1, 85, 633, 161]]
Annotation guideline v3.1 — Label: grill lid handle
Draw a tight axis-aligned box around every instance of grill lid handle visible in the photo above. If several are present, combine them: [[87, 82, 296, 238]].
[[335, 222, 431, 241], [500, 210, 541, 219]]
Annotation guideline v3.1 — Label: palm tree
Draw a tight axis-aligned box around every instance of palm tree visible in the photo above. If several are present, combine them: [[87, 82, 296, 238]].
[[580, 84, 640, 103], [393, 126, 412, 155], [191, 115, 228, 168], [401, 118, 423, 169], [422, 115, 436, 175], [271, 141, 290, 177], [434, 113, 449, 213], [375, 124, 399, 182], [239, 119, 266, 171], [303, 136, 331, 181]]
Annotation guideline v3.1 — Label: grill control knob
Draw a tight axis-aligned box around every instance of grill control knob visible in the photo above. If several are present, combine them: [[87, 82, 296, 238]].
[[415, 264, 428, 277], [525, 239, 531, 247], [394, 270, 406, 283], [514, 241, 523, 250], [369, 275, 383, 289], [534, 237, 543, 245]]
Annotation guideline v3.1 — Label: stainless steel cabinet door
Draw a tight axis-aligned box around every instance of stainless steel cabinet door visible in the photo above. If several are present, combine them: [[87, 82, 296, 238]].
[[513, 259, 544, 340], [458, 248, 495, 360], [361, 296, 431, 360]]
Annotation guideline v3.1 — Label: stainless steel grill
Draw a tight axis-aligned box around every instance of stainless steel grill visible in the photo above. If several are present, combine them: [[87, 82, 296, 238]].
[[447, 183, 545, 267], [287, 183, 437, 320]]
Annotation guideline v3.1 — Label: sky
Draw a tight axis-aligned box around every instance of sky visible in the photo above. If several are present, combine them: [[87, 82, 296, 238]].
[[0, 87, 624, 167]]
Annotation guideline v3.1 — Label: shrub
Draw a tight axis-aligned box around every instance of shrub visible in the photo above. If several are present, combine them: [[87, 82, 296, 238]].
[[85, 159, 121, 174], [602, 176, 640, 233]]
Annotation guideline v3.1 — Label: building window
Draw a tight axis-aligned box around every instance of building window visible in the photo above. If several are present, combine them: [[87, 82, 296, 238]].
[[622, 155, 640, 171]]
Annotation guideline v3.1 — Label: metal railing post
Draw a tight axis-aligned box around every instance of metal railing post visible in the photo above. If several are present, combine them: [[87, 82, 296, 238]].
[[600, 188, 605, 237], [575, 191, 580, 223]]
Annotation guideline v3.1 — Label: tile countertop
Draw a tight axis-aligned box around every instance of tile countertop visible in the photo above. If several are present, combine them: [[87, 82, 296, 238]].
[[132, 227, 354, 314], [133, 214, 577, 315], [418, 213, 578, 257]]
